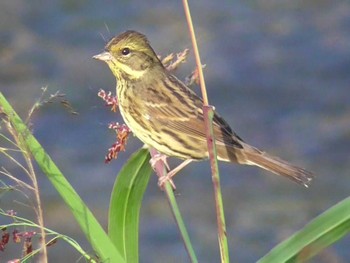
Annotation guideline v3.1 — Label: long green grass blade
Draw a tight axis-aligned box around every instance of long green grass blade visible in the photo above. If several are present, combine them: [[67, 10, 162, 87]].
[[108, 148, 152, 263], [0, 92, 124, 262], [258, 197, 350, 263]]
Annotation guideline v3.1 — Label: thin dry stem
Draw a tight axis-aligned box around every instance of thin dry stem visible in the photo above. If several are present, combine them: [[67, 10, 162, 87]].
[[0, 146, 32, 181], [182, 1, 230, 262], [182, 1, 209, 105], [2, 112, 48, 262], [25, 87, 78, 124], [0, 168, 35, 191], [22, 150, 47, 262]]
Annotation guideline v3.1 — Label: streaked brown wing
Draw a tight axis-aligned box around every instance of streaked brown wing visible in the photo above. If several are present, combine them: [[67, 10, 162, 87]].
[[141, 72, 243, 150]]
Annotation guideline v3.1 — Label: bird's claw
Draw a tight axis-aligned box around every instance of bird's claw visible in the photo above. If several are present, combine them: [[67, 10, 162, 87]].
[[158, 174, 176, 190]]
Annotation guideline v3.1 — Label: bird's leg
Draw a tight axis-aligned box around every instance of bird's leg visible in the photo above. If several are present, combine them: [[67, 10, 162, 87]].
[[149, 152, 193, 189], [158, 159, 193, 188], [149, 153, 176, 189], [150, 153, 170, 171]]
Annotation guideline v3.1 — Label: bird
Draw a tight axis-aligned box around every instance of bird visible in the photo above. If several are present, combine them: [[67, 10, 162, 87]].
[[93, 30, 313, 187]]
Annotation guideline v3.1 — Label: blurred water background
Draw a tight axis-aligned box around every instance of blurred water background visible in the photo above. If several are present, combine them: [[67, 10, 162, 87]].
[[1, 0, 349, 262]]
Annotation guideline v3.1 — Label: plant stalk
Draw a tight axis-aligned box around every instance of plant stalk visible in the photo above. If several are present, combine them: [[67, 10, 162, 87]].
[[182, 1, 230, 262]]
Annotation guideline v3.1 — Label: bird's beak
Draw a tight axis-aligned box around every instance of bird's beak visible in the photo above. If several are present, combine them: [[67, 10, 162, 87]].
[[93, 51, 112, 61]]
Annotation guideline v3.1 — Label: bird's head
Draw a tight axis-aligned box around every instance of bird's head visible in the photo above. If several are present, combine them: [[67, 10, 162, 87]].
[[93, 30, 161, 80]]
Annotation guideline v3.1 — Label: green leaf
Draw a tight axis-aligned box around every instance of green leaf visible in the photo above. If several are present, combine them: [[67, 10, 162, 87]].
[[108, 148, 152, 263], [258, 197, 350, 263], [0, 92, 125, 262]]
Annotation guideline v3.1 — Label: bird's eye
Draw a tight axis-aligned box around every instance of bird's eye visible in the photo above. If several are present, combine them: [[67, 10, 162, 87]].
[[121, 47, 130, 56]]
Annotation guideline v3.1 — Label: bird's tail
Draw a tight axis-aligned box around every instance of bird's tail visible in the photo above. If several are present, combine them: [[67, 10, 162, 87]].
[[238, 143, 314, 187]]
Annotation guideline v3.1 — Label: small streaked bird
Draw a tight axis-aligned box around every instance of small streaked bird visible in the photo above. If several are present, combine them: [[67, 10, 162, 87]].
[[93, 30, 313, 187]]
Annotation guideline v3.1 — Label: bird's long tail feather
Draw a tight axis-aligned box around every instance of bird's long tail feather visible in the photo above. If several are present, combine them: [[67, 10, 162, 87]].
[[240, 144, 314, 187]]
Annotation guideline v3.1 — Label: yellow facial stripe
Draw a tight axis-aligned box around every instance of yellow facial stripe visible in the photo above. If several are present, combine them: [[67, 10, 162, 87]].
[[115, 60, 146, 79]]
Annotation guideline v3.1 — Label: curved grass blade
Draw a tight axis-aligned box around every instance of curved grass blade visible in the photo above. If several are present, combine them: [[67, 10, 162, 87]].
[[0, 92, 124, 262], [258, 197, 350, 263], [108, 148, 152, 263]]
